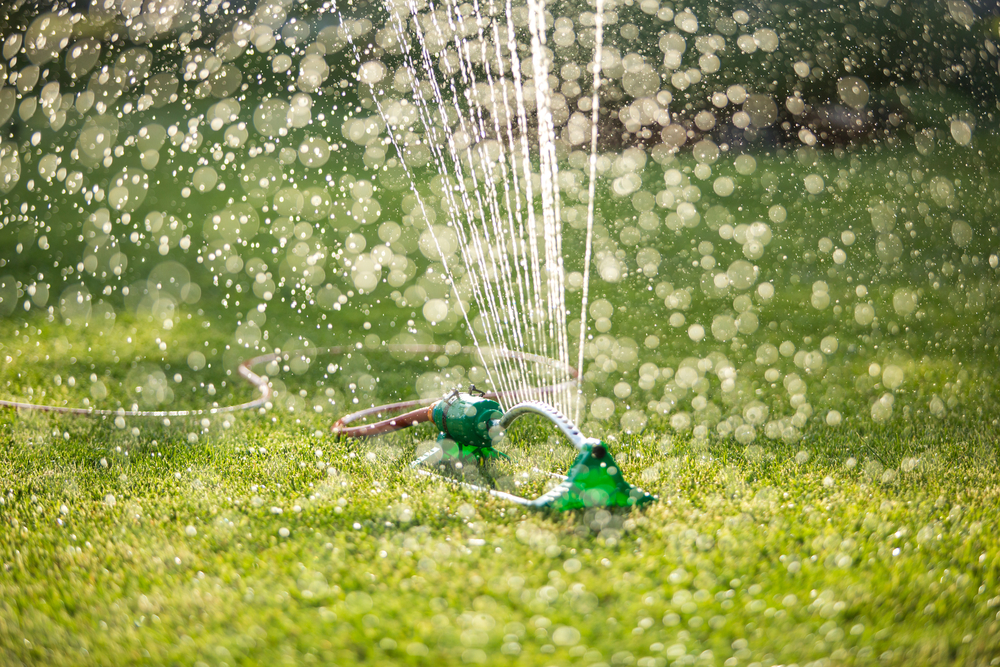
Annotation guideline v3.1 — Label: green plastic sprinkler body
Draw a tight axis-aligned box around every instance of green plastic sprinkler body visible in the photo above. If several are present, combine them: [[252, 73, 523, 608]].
[[429, 389, 506, 461], [416, 394, 657, 511]]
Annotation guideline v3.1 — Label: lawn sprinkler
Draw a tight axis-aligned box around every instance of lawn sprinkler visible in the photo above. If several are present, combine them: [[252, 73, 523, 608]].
[[333, 387, 657, 511]]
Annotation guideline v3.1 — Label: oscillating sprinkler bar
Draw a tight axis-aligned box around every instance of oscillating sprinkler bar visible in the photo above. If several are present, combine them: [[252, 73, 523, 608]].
[[499, 401, 591, 451]]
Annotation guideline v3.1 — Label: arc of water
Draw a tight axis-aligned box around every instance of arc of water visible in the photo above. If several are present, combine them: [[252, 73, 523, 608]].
[[430, 0, 574, 412], [431, 0, 571, 408], [502, 0, 561, 408], [489, 10, 544, 387], [387, 0, 547, 400], [576, 0, 604, 425], [450, 0, 578, 407], [454, 0, 549, 404], [335, 1, 514, 399], [481, 11, 547, 397], [432, 0, 537, 396], [525, 0, 572, 413], [402, 0, 526, 398], [388, 0, 575, 410], [343, 0, 581, 411], [448, 0, 538, 397]]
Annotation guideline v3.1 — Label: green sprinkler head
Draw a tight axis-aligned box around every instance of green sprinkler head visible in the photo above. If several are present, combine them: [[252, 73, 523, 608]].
[[430, 388, 507, 461]]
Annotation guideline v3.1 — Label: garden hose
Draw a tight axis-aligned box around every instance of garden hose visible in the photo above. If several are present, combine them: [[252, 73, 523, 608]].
[[328, 347, 579, 438], [0, 344, 575, 420], [0, 350, 275, 418]]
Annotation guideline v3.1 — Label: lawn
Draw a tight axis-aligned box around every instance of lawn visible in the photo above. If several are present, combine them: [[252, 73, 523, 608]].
[[1, 313, 999, 667], [2, 1, 1000, 664]]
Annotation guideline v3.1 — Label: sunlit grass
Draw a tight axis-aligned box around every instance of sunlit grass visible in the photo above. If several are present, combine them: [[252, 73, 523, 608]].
[[1, 316, 999, 666], [2, 0, 999, 661]]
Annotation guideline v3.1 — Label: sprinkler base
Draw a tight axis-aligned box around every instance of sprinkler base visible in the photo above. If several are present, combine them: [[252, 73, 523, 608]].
[[531, 440, 656, 511]]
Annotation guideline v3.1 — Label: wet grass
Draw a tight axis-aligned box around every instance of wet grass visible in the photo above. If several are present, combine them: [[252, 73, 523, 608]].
[[2, 316, 999, 666]]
